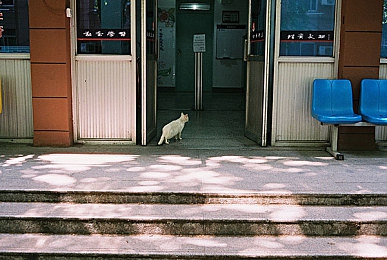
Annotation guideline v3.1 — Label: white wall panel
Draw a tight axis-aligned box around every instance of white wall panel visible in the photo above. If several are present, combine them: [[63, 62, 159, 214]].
[[75, 59, 135, 141], [0, 57, 33, 139], [272, 61, 334, 145], [377, 64, 387, 142]]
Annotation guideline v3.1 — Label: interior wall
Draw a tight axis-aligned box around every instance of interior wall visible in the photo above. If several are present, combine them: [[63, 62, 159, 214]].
[[213, 0, 248, 89]]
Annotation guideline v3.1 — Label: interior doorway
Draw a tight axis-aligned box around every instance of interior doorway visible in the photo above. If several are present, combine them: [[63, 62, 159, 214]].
[[152, 0, 270, 148], [175, 1, 213, 93]]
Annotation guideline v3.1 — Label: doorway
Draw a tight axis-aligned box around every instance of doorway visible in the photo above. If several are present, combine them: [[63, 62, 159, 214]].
[[152, 0, 271, 148], [175, 1, 213, 93]]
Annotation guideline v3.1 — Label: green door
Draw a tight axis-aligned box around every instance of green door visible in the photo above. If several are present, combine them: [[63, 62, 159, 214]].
[[176, 1, 214, 92]]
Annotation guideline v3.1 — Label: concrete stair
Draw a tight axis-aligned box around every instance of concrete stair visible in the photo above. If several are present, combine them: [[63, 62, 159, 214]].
[[0, 191, 386, 259]]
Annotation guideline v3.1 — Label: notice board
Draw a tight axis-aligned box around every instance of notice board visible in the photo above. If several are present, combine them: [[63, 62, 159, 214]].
[[193, 34, 206, 53], [216, 24, 246, 59]]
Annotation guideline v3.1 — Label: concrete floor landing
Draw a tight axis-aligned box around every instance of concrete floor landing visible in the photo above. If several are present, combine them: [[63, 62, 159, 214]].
[[154, 90, 257, 148]]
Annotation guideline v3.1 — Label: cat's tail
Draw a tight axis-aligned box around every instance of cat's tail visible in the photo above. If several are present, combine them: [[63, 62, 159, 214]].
[[158, 135, 165, 145]]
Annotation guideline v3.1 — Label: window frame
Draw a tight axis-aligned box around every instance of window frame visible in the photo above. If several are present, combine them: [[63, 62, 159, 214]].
[[278, 0, 337, 58], [75, 0, 132, 56], [0, 0, 30, 54]]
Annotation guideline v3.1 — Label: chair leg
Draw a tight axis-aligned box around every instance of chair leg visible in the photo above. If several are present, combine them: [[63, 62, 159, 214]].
[[326, 125, 344, 160]]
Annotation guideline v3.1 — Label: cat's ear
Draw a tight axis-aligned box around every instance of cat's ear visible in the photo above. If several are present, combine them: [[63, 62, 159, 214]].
[[181, 112, 184, 116]]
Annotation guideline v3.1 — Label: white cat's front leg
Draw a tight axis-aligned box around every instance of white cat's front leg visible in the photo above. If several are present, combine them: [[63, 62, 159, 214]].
[[165, 138, 170, 144], [178, 132, 182, 140]]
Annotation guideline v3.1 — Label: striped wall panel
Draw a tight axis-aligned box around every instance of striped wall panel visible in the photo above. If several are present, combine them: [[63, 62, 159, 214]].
[[0, 57, 33, 139], [272, 61, 334, 145], [377, 64, 387, 142], [75, 59, 135, 141]]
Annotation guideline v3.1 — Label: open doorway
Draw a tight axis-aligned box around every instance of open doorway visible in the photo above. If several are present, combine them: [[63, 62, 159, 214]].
[[153, 0, 260, 148]]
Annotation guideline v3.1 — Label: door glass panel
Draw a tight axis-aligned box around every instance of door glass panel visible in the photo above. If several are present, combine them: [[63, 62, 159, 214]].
[[147, 0, 156, 56], [142, 0, 157, 145], [77, 0, 131, 54], [249, 0, 265, 56], [280, 0, 335, 57], [157, 2, 176, 87]]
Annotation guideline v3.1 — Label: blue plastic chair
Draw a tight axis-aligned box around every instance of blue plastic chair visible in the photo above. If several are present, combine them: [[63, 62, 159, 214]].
[[312, 79, 362, 125], [360, 79, 387, 125]]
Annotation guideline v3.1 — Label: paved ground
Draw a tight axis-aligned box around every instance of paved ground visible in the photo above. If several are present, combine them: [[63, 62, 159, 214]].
[[2, 92, 387, 195], [1, 143, 386, 195], [1, 143, 387, 259], [1, 93, 387, 258]]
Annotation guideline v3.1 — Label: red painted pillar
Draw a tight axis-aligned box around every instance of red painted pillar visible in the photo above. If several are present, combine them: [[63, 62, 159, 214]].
[[29, 0, 73, 146], [338, 0, 383, 150]]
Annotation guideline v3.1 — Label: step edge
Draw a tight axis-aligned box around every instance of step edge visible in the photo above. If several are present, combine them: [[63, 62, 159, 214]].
[[1, 190, 387, 205]]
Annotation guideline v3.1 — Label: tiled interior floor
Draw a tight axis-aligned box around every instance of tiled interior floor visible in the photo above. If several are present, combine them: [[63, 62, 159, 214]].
[[151, 90, 258, 148]]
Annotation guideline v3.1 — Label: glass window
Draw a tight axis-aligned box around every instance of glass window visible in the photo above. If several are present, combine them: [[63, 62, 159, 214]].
[[280, 0, 335, 57], [381, 0, 387, 57], [146, 0, 156, 56], [250, 0, 266, 56], [77, 0, 131, 55], [0, 0, 30, 53]]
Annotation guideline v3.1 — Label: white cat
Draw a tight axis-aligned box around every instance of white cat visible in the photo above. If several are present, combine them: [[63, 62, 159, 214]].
[[158, 112, 189, 145]]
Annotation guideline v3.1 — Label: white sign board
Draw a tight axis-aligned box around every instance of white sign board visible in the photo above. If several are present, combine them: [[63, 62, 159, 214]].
[[216, 27, 246, 59], [193, 34, 206, 53]]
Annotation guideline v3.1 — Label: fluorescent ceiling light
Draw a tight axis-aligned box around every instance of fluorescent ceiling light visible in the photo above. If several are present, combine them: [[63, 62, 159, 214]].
[[179, 3, 210, 10]]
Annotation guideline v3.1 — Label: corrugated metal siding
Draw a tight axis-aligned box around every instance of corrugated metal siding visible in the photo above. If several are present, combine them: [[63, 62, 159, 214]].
[[245, 60, 264, 143], [375, 124, 387, 143], [377, 64, 387, 142], [75, 59, 135, 140], [0, 58, 33, 139], [272, 61, 334, 145]]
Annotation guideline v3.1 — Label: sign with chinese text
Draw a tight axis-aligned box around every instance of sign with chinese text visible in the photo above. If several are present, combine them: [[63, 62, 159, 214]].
[[147, 30, 155, 41], [193, 34, 206, 53], [77, 29, 131, 41], [280, 31, 334, 42], [251, 29, 264, 42]]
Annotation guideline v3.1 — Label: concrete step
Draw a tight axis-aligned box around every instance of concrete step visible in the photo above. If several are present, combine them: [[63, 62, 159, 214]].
[[0, 202, 386, 236], [1, 190, 387, 205], [0, 234, 386, 259]]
